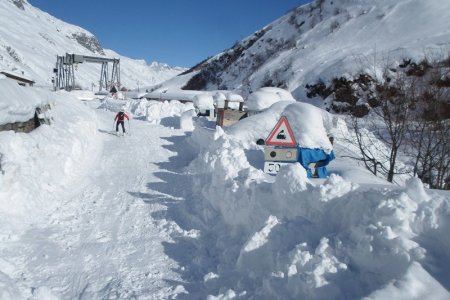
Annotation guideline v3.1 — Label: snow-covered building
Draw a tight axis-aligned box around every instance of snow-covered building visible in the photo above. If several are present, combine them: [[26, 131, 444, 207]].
[[0, 76, 51, 132], [0, 71, 35, 87], [246, 87, 295, 116]]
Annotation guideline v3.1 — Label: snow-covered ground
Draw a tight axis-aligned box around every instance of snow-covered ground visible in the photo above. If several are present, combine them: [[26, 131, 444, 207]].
[[0, 83, 189, 298], [0, 81, 449, 299], [1, 0, 449, 298]]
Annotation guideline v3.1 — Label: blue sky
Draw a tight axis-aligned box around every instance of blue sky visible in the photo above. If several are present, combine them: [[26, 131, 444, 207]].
[[28, 0, 310, 68]]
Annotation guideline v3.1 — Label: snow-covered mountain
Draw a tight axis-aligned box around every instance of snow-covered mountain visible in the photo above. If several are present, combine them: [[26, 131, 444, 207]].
[[0, 0, 185, 89], [175, 0, 450, 100]]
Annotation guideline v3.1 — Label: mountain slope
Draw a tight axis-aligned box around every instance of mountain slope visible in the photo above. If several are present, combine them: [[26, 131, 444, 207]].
[[177, 0, 450, 100], [0, 0, 184, 89]]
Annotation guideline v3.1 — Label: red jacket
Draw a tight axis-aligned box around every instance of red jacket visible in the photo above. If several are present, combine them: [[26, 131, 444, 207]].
[[114, 111, 129, 122]]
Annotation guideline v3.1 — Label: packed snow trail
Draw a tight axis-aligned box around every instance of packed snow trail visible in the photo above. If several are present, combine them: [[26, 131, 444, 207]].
[[2, 105, 188, 299]]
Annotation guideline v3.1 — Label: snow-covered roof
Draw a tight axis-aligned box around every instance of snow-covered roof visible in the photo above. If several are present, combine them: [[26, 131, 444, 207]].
[[0, 77, 51, 125], [145, 90, 205, 102], [0, 71, 35, 84], [193, 94, 214, 110], [145, 89, 243, 106], [213, 90, 244, 102], [246, 87, 295, 111]]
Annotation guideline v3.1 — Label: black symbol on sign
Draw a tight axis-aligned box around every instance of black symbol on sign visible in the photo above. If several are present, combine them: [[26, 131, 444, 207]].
[[277, 130, 286, 139]]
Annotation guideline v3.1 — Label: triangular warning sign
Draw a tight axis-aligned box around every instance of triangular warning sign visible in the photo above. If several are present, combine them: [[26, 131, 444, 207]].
[[265, 116, 297, 146]]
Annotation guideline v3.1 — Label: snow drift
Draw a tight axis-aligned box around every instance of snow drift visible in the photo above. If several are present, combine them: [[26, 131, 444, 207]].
[[0, 78, 101, 236], [0, 89, 449, 299], [174, 101, 450, 299], [0, 0, 449, 297]]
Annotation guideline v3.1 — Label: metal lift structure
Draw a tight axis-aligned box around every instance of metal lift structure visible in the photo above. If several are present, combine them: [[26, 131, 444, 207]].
[[53, 53, 120, 92]]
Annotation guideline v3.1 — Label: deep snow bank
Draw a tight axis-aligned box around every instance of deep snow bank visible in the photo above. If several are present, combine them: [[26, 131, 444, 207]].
[[179, 103, 450, 299], [0, 77, 50, 124], [0, 85, 101, 236], [100, 97, 195, 126], [0, 87, 448, 299]]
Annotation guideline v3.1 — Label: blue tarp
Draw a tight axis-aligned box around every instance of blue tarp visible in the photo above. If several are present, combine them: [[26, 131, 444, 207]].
[[297, 147, 335, 178]]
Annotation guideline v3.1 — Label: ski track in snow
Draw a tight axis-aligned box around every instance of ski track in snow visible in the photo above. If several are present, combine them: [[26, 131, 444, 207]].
[[3, 106, 187, 299]]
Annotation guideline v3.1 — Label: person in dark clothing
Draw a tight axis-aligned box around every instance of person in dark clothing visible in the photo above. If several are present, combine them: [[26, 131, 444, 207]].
[[114, 109, 129, 134]]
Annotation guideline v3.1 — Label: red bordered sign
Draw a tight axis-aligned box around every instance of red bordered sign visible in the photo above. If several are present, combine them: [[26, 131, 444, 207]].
[[265, 116, 297, 147]]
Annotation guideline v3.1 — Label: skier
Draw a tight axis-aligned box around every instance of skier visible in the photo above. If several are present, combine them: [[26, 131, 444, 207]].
[[114, 109, 129, 135]]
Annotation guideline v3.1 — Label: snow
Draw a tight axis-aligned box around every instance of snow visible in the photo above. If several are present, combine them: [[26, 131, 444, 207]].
[[0, 78, 52, 124], [160, 0, 450, 103], [365, 262, 449, 300], [0, 83, 100, 228], [180, 109, 197, 131], [243, 215, 280, 252], [193, 94, 214, 110], [0, 89, 185, 298], [101, 97, 195, 126], [0, 0, 185, 89], [282, 102, 333, 152], [0, 83, 449, 299], [227, 100, 334, 152], [246, 87, 295, 111], [183, 125, 450, 298], [145, 89, 243, 111], [0, 0, 449, 299]]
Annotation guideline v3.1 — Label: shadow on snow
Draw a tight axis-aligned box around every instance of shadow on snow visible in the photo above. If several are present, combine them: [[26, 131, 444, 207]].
[[126, 133, 214, 298]]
